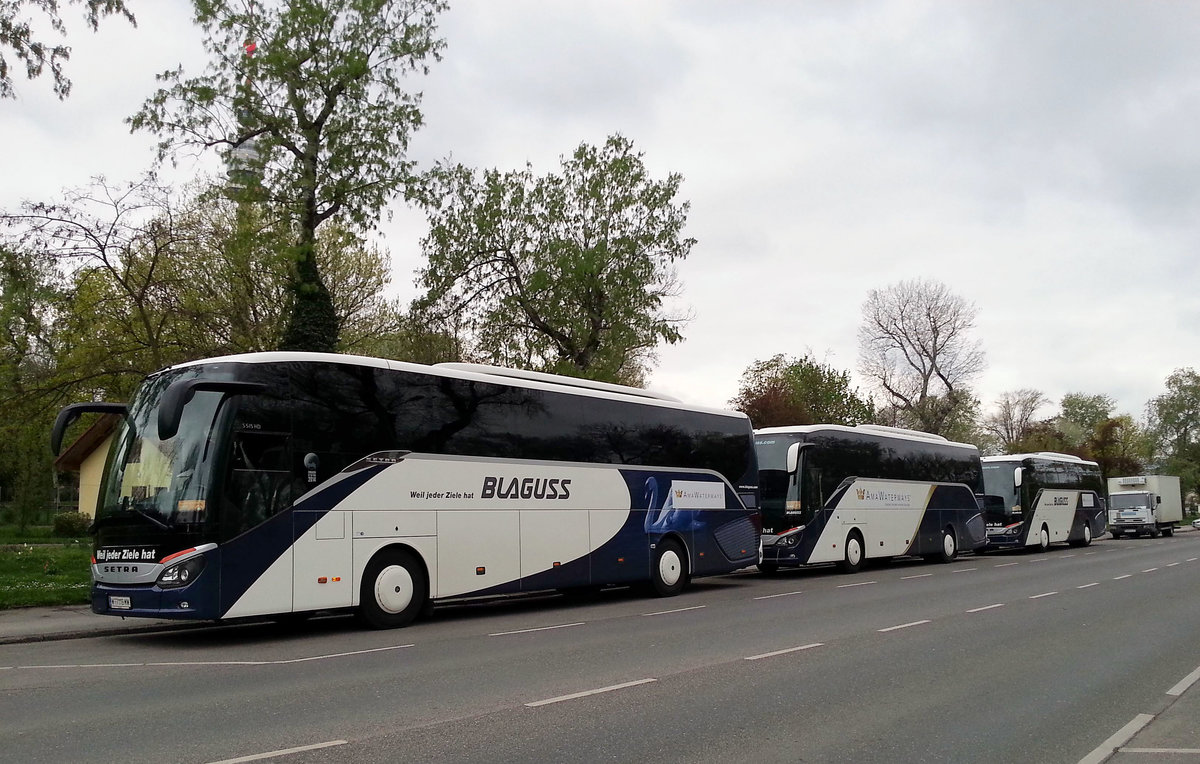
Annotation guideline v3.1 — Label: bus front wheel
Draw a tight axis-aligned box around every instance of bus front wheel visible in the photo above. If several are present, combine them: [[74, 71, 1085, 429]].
[[838, 531, 865, 574], [1035, 525, 1050, 552], [360, 548, 428, 629], [650, 538, 688, 597]]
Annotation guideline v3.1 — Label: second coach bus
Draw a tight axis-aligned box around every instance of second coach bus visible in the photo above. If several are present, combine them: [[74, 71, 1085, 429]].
[[754, 424, 986, 573], [980, 452, 1105, 550], [52, 352, 761, 629]]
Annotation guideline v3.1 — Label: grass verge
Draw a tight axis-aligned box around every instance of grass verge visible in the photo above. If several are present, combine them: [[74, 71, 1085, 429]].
[[0, 543, 91, 609]]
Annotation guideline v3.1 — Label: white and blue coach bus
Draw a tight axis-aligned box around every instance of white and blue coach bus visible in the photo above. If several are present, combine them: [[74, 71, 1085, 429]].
[[52, 353, 761, 629], [980, 453, 1105, 550], [754, 425, 987, 573]]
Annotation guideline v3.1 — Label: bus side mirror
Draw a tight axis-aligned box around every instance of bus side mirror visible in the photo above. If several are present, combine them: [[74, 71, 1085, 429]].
[[158, 380, 266, 441], [51, 402, 128, 456], [1013, 467, 1023, 487], [786, 442, 801, 475]]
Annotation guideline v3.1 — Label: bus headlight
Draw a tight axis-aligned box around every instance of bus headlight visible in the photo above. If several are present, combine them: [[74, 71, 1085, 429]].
[[781, 534, 799, 547], [157, 556, 205, 589]]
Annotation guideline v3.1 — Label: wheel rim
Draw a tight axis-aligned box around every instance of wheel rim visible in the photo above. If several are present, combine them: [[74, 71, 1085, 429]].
[[1083, 525, 1092, 544], [1040, 528, 1049, 549], [375, 564, 415, 614], [847, 537, 862, 566], [659, 549, 682, 587], [943, 532, 956, 558]]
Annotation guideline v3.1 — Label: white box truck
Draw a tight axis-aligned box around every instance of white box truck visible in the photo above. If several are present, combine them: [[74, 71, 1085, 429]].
[[1107, 475, 1183, 538]]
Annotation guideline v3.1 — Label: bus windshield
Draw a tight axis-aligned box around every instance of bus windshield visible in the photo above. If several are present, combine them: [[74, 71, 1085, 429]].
[[96, 369, 229, 531], [981, 462, 1018, 512]]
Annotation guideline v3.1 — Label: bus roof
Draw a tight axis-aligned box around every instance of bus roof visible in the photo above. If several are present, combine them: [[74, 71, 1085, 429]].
[[158, 351, 748, 420], [982, 452, 1100, 467], [754, 423, 976, 450]]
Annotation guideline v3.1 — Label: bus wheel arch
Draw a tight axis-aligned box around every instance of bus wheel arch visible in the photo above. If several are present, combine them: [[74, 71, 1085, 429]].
[[649, 536, 690, 596], [838, 529, 865, 573], [359, 546, 429, 629]]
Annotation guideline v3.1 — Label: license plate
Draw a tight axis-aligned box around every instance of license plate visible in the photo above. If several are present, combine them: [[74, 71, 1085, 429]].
[[109, 596, 132, 610]]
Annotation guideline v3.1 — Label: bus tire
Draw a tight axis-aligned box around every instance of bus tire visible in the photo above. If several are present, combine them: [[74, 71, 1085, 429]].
[[360, 548, 427, 629], [650, 538, 688, 597], [838, 531, 865, 574], [1070, 523, 1093, 547], [932, 527, 957, 563], [1035, 524, 1050, 552], [757, 562, 779, 575]]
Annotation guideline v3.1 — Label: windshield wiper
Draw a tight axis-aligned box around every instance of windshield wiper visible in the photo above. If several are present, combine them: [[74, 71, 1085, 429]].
[[93, 506, 172, 532]]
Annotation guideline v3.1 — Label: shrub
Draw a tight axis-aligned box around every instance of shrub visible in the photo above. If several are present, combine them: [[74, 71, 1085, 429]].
[[52, 511, 92, 538]]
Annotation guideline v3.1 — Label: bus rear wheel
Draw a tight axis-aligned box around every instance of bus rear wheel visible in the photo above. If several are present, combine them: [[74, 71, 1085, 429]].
[[838, 531, 865, 573], [650, 538, 688, 596], [1070, 523, 1093, 547], [360, 548, 427, 629]]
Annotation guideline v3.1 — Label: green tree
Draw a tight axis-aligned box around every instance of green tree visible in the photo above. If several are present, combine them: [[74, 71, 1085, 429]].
[[857, 278, 986, 436], [1057, 392, 1116, 450], [1147, 368, 1200, 498], [130, 0, 447, 352], [1, 0, 134, 99], [415, 135, 694, 385], [729, 353, 874, 428]]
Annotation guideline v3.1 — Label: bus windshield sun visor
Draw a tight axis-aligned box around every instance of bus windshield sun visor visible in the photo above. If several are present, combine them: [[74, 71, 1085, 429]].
[[157, 380, 266, 441], [51, 402, 129, 456]]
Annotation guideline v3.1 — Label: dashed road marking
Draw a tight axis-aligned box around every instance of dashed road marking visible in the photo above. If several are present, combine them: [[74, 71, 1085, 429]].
[[754, 590, 803, 600], [526, 678, 656, 707], [967, 604, 1005, 613], [207, 741, 348, 764], [878, 620, 931, 633], [1142, 568, 1159, 573], [837, 581, 876, 588], [901, 573, 933, 580], [490, 622, 584, 637], [994, 562, 1019, 568], [1077, 583, 1099, 589], [1029, 592, 1058, 599], [1114, 574, 1132, 580], [951, 568, 977, 574], [642, 605, 706, 617], [745, 643, 824, 661]]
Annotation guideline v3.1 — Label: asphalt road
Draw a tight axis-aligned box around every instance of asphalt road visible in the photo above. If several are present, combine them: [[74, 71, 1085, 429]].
[[3, 535, 1200, 763]]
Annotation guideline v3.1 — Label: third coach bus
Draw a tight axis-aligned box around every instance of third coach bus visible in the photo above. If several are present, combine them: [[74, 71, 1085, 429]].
[[754, 424, 986, 573], [52, 352, 761, 629]]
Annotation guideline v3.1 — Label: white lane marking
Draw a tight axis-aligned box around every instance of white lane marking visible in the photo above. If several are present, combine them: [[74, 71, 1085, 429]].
[[1187, 558, 1198, 562], [994, 562, 1019, 568], [1122, 749, 1200, 754], [1077, 583, 1099, 589], [1167, 664, 1200, 696], [1029, 592, 1058, 599], [745, 643, 824, 661], [1114, 574, 1132, 580], [207, 741, 347, 764], [967, 604, 1005, 613], [901, 573, 933, 580], [837, 581, 876, 588], [1028, 558, 1047, 563], [1084, 552, 1097, 556], [1078, 714, 1154, 764], [525, 678, 656, 707], [1142, 568, 1159, 573], [15, 645, 412, 670], [642, 605, 706, 617], [490, 622, 584, 637], [878, 620, 931, 633], [1167, 562, 1180, 567], [1061, 554, 1076, 558], [754, 590, 803, 600], [951, 568, 977, 573]]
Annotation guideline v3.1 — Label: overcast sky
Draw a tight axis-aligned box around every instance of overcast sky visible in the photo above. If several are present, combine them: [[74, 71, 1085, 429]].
[[4, 0, 1199, 423]]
